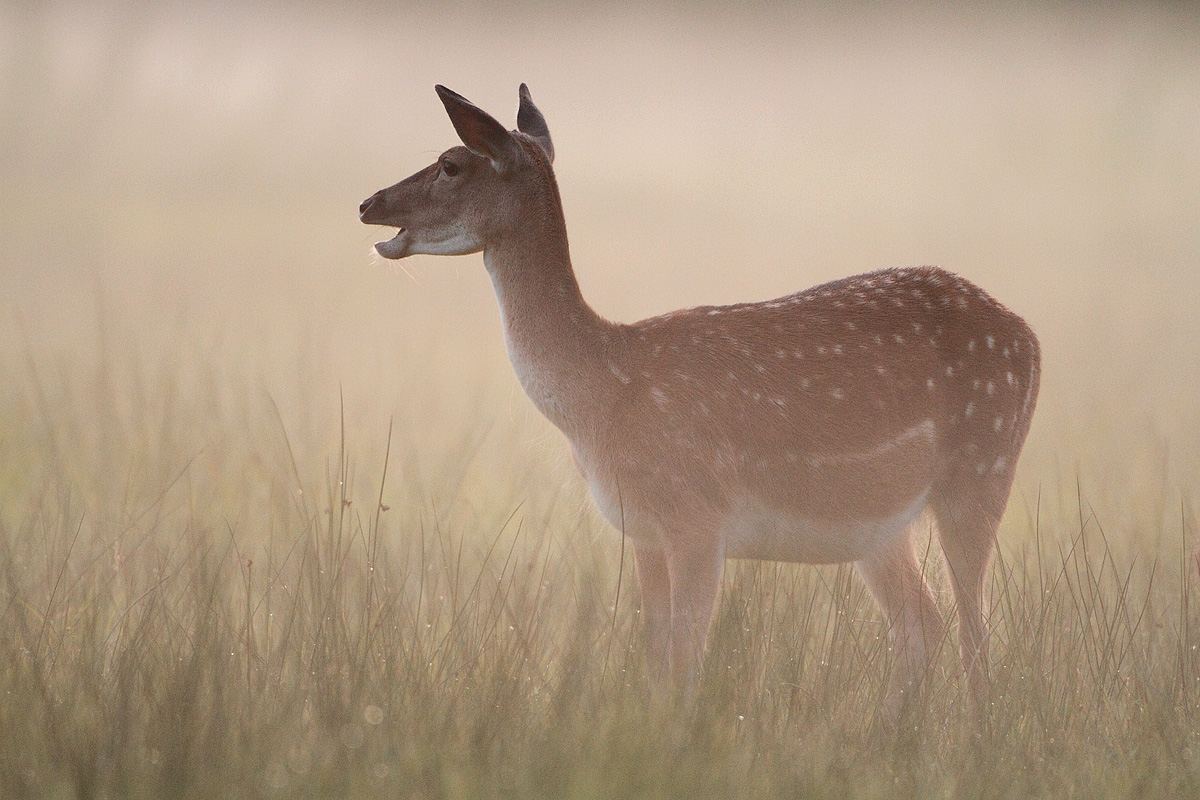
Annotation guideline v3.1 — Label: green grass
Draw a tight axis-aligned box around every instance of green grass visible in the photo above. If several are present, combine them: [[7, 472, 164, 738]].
[[2, 337, 1199, 800]]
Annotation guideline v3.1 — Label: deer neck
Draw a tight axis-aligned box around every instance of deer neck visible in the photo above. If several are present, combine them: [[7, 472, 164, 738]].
[[483, 208, 614, 436]]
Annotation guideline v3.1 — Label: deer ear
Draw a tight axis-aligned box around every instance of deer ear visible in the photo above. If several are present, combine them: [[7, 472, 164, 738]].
[[435, 85, 522, 173], [516, 83, 554, 163]]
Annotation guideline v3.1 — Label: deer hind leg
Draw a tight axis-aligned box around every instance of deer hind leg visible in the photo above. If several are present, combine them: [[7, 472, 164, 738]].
[[855, 526, 944, 720], [930, 473, 1012, 716]]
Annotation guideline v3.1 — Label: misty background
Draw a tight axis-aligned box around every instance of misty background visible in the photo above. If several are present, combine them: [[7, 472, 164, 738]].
[[2, 0, 1198, 540]]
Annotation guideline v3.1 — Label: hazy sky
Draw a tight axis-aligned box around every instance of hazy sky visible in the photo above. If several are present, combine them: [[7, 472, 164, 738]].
[[3, 1, 1198, 499]]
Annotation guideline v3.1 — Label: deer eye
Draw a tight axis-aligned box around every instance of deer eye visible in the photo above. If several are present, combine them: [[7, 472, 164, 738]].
[[441, 160, 459, 177]]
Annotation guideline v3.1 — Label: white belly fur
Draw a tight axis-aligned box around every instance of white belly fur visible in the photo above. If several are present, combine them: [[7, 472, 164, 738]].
[[721, 489, 930, 564], [586, 475, 664, 547]]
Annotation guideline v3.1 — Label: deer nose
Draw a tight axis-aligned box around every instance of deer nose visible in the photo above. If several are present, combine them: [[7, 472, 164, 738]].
[[359, 191, 381, 221]]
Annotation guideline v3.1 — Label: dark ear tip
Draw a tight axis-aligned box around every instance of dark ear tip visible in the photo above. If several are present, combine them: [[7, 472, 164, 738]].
[[519, 83, 530, 96], [435, 85, 468, 105]]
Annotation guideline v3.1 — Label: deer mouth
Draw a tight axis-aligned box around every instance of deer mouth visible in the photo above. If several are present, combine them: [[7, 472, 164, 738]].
[[375, 228, 408, 259]]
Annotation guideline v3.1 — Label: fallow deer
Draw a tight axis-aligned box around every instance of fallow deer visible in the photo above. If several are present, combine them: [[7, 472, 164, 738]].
[[359, 85, 1040, 716]]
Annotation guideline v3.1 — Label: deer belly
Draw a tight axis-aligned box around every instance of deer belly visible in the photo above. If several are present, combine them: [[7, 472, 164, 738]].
[[722, 490, 929, 564]]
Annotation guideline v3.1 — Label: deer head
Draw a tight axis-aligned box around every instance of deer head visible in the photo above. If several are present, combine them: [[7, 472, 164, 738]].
[[359, 84, 555, 260]]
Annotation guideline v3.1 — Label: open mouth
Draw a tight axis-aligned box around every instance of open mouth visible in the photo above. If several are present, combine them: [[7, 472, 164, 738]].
[[374, 228, 408, 259]]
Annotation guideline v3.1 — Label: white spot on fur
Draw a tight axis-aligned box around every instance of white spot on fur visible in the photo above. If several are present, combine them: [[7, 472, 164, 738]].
[[965, 401, 974, 418], [609, 364, 631, 384], [651, 387, 669, 407], [831, 387, 845, 400], [993, 417, 1004, 432], [987, 335, 995, 349]]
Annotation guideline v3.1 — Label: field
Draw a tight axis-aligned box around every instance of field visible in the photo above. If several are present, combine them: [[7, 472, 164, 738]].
[[2, 1, 1200, 797]]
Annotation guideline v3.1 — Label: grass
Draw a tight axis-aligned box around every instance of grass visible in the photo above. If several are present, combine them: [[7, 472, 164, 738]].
[[2, 332, 1199, 800]]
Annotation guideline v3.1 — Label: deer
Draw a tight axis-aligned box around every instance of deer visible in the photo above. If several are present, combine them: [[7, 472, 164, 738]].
[[359, 84, 1040, 718]]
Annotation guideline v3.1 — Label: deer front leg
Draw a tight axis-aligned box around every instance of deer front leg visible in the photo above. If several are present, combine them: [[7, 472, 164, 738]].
[[664, 533, 725, 693], [633, 544, 671, 675]]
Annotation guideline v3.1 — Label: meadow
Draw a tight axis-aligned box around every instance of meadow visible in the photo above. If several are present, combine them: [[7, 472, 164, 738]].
[[2, 1, 1199, 797]]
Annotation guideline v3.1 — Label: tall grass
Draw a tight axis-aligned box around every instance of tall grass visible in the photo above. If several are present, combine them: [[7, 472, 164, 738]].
[[2, 325, 1199, 800]]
